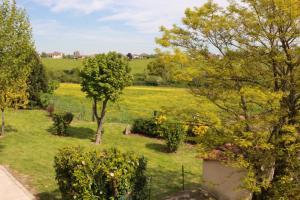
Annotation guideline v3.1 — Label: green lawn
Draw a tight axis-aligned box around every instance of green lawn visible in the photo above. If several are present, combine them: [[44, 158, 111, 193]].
[[0, 84, 205, 200]]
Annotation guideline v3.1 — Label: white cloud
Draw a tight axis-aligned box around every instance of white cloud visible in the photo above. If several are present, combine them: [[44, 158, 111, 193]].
[[32, 20, 155, 54], [33, 0, 111, 14], [33, 0, 228, 32]]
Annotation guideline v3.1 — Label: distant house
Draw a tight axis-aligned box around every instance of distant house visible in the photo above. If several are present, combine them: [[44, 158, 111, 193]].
[[48, 52, 64, 59], [132, 54, 141, 59]]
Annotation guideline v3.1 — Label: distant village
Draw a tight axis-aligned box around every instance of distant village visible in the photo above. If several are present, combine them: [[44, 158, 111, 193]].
[[40, 51, 155, 60]]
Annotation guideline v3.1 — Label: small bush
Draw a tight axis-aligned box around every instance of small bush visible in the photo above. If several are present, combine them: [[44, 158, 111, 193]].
[[54, 147, 148, 200], [131, 118, 165, 138], [40, 93, 53, 108], [144, 75, 163, 86], [52, 112, 74, 136], [164, 123, 186, 153]]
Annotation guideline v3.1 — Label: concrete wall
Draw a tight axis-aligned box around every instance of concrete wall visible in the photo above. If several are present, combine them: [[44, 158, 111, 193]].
[[202, 160, 251, 200]]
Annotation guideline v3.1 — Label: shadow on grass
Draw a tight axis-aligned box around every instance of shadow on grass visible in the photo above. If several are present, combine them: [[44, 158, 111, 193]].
[[145, 143, 168, 153], [37, 189, 61, 200], [47, 126, 95, 140], [2, 125, 18, 133], [67, 126, 95, 140], [148, 167, 202, 199]]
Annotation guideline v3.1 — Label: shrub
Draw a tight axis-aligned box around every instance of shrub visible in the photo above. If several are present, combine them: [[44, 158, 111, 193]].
[[52, 112, 74, 136], [54, 147, 148, 200], [40, 93, 53, 108], [163, 123, 186, 153], [131, 118, 165, 138], [144, 75, 163, 86]]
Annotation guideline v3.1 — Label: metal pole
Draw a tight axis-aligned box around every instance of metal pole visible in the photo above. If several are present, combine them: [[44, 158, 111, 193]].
[[148, 176, 152, 200], [182, 165, 185, 191]]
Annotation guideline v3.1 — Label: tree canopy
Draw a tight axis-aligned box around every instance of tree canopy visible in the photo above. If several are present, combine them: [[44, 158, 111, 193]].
[[80, 52, 132, 144], [0, 0, 35, 135], [157, 0, 300, 199]]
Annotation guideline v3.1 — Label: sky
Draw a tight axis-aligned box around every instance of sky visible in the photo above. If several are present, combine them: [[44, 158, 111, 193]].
[[19, 0, 227, 55]]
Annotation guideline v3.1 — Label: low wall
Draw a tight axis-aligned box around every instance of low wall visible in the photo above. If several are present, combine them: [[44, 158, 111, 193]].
[[202, 160, 251, 200]]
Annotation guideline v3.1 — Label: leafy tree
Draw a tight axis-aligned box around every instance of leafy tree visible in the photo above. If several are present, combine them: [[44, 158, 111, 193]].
[[147, 49, 198, 83], [27, 52, 49, 107], [80, 52, 132, 144], [0, 0, 34, 135], [127, 53, 133, 60], [157, 0, 300, 199], [40, 52, 48, 58]]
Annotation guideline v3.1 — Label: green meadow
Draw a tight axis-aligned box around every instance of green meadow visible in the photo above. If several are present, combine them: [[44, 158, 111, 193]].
[[0, 83, 207, 199], [42, 58, 153, 75]]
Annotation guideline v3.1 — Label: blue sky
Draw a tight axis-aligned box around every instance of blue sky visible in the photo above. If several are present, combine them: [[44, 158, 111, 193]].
[[19, 0, 227, 55]]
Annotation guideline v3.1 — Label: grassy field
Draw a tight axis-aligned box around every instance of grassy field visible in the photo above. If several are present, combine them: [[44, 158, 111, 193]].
[[52, 83, 209, 123], [42, 58, 153, 75], [0, 84, 207, 200], [42, 58, 83, 72]]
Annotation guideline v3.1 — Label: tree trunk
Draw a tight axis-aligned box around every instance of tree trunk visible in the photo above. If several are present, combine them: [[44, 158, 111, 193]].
[[1, 109, 4, 136], [94, 99, 108, 144]]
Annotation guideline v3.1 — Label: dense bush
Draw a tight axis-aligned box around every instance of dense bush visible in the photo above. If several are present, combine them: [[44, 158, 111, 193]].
[[52, 112, 74, 135], [144, 75, 164, 86], [54, 147, 148, 200], [131, 118, 166, 138], [164, 123, 186, 152]]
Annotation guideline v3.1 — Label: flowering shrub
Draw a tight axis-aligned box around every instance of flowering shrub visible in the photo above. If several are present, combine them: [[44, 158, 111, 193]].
[[54, 147, 148, 200]]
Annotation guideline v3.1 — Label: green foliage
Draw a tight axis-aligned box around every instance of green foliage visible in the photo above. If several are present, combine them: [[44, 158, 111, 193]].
[[40, 93, 53, 109], [52, 112, 74, 136], [80, 52, 132, 102], [157, 0, 300, 198], [0, 0, 34, 111], [47, 68, 81, 83], [80, 52, 133, 144], [27, 53, 49, 107], [163, 123, 186, 153], [131, 118, 164, 138], [144, 75, 164, 86], [47, 80, 60, 94], [54, 146, 148, 200]]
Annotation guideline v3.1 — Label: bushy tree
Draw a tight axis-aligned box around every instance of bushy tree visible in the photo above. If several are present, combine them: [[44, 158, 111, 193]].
[[0, 0, 34, 135], [80, 52, 132, 144], [27, 52, 49, 107], [157, 0, 300, 199]]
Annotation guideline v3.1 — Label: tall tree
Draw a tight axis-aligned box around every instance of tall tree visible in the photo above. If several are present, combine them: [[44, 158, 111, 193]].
[[27, 52, 49, 107], [0, 0, 34, 135], [157, 0, 300, 199], [80, 52, 132, 144]]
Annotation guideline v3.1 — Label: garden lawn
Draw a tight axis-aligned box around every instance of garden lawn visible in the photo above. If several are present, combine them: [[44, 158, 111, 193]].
[[0, 110, 202, 199]]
